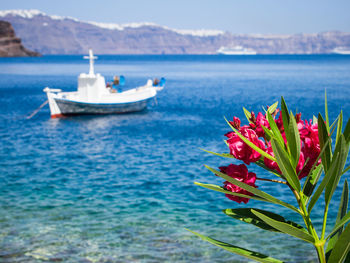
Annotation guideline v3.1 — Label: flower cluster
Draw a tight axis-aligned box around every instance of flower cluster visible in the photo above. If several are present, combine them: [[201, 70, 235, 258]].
[[222, 109, 321, 203], [219, 164, 257, 204]]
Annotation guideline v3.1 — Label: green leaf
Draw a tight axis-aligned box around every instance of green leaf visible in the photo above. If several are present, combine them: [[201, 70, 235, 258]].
[[280, 97, 290, 138], [326, 211, 350, 240], [243, 107, 252, 122], [204, 165, 300, 214], [251, 210, 315, 243], [326, 180, 349, 258], [325, 135, 349, 205], [270, 139, 301, 191], [308, 152, 340, 213], [200, 148, 234, 159], [267, 101, 278, 115], [194, 182, 266, 202], [262, 125, 273, 141], [287, 113, 301, 168], [302, 165, 323, 199], [343, 165, 350, 175], [186, 229, 285, 263], [327, 224, 350, 263], [325, 90, 330, 130], [302, 131, 333, 202], [223, 208, 305, 233], [336, 111, 343, 145], [266, 112, 285, 148], [225, 118, 276, 162], [255, 159, 283, 178], [344, 117, 350, 143], [318, 113, 332, 173]]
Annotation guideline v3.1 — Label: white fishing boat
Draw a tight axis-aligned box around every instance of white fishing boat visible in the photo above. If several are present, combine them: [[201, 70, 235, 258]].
[[217, 46, 257, 55], [43, 49, 164, 118]]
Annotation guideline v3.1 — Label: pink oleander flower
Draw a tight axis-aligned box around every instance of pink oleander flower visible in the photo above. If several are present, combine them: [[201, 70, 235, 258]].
[[300, 120, 320, 158], [219, 164, 257, 204], [255, 112, 270, 137], [225, 126, 265, 165], [229, 116, 241, 130], [275, 113, 284, 132], [298, 120, 321, 178]]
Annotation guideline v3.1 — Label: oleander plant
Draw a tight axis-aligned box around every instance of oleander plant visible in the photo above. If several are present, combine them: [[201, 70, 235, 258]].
[[188, 96, 350, 262]]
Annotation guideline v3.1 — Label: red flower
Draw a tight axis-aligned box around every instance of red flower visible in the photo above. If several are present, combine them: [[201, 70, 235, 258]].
[[219, 164, 257, 204], [226, 126, 265, 165], [298, 120, 321, 178], [229, 116, 241, 130], [255, 112, 270, 137]]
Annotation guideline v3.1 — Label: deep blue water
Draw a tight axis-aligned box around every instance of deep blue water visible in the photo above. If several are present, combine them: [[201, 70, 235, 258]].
[[0, 55, 349, 263]]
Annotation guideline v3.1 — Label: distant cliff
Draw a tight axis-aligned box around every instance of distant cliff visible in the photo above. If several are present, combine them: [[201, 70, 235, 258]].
[[0, 20, 40, 57], [1, 9, 350, 55]]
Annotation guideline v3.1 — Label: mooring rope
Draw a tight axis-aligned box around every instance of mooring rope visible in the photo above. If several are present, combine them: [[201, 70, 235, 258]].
[[26, 100, 48, 119]]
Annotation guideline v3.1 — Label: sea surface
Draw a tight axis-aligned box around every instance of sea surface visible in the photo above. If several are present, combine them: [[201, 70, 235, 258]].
[[0, 55, 349, 263]]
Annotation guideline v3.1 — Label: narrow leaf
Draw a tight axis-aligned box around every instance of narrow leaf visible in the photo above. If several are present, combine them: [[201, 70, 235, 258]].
[[326, 211, 350, 240], [223, 208, 305, 233], [280, 97, 290, 139], [271, 139, 301, 191], [336, 111, 343, 145], [287, 113, 301, 168], [326, 180, 349, 257], [318, 113, 332, 173], [186, 229, 285, 263], [303, 123, 336, 203], [266, 112, 285, 148], [328, 224, 350, 263], [252, 210, 315, 243], [267, 101, 279, 115], [344, 117, 350, 143], [325, 135, 349, 205], [205, 165, 300, 214], [343, 165, 350, 175], [194, 182, 266, 202], [303, 165, 323, 199], [262, 125, 273, 141], [255, 159, 283, 178], [243, 107, 252, 122], [200, 148, 234, 159], [308, 153, 340, 213], [325, 90, 330, 130], [302, 132, 334, 200]]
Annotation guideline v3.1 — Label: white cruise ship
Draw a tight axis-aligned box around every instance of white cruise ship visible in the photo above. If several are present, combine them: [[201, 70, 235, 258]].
[[331, 47, 350, 55], [217, 46, 257, 55]]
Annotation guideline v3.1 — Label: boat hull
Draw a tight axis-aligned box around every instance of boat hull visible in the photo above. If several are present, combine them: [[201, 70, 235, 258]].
[[54, 98, 151, 116]]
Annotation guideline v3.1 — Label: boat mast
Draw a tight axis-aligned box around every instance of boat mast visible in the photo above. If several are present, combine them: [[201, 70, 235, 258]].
[[83, 49, 98, 76]]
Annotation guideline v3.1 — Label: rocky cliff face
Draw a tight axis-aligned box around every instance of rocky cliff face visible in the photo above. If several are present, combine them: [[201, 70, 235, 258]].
[[1, 9, 350, 55], [0, 20, 40, 57]]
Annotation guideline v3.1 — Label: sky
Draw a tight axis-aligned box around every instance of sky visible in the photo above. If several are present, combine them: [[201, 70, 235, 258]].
[[2, 0, 350, 34]]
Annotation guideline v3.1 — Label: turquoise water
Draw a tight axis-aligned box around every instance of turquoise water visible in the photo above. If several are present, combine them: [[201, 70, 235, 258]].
[[0, 55, 349, 262]]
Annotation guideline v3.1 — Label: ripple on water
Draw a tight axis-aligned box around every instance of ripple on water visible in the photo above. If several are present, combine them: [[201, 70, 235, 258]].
[[1, 55, 350, 262]]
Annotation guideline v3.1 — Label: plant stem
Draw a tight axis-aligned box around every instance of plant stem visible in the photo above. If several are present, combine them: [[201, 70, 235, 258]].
[[315, 244, 326, 263], [321, 204, 329, 240], [256, 177, 287, 184], [289, 186, 326, 263], [297, 192, 326, 263]]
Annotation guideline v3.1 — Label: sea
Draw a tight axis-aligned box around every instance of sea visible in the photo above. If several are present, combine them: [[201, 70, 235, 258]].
[[0, 55, 349, 263]]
